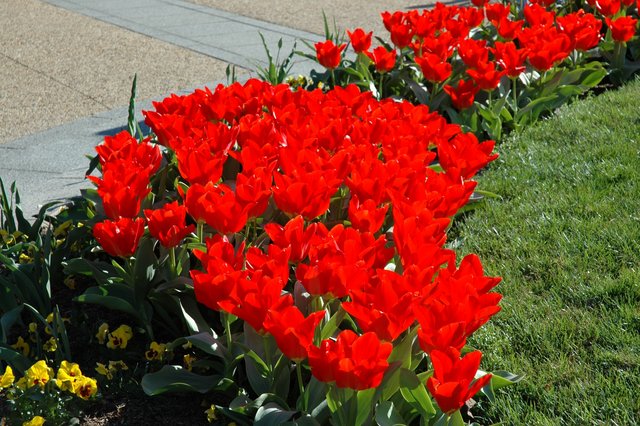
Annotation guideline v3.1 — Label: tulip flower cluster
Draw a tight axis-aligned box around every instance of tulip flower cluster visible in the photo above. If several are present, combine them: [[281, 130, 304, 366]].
[[86, 77, 504, 421], [312, 0, 639, 142]]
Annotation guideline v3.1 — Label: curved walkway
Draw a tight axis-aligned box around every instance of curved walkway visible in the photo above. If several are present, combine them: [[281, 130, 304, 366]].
[[0, 0, 422, 216]]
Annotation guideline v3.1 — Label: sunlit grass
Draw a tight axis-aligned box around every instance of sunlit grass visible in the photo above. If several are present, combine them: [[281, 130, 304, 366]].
[[452, 78, 640, 425]]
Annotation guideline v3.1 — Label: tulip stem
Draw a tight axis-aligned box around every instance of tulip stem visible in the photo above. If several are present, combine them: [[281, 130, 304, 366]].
[[263, 335, 273, 374], [296, 362, 306, 411], [512, 77, 518, 116], [197, 222, 204, 244], [378, 74, 384, 99], [169, 247, 176, 273], [223, 313, 233, 351], [613, 41, 625, 72]]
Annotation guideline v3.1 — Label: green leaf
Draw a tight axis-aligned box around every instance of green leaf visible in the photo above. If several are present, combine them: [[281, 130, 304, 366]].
[[399, 368, 436, 419], [175, 295, 213, 335], [74, 285, 140, 320], [0, 346, 31, 373], [282, 414, 322, 426], [133, 237, 157, 301], [63, 258, 117, 286], [141, 364, 231, 395], [254, 402, 297, 426], [375, 401, 406, 426], [355, 388, 376, 426], [0, 305, 23, 343], [449, 410, 466, 426], [305, 376, 329, 416], [128, 74, 138, 137], [480, 369, 524, 403], [320, 306, 345, 340]]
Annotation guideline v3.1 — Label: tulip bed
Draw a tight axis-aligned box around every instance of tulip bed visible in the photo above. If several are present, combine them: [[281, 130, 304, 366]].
[[306, 0, 640, 141], [1, 0, 639, 424]]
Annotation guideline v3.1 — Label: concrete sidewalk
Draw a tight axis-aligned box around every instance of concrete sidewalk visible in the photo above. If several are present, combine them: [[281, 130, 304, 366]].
[[0, 0, 429, 217], [1, 0, 326, 217]]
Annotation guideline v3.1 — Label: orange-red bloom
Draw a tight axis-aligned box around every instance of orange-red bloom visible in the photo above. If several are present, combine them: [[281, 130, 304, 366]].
[[444, 79, 480, 110], [492, 41, 528, 78], [607, 16, 638, 42], [366, 46, 397, 73], [308, 331, 392, 390], [427, 349, 492, 414], [144, 201, 195, 248], [93, 217, 145, 257], [415, 53, 452, 83], [347, 28, 373, 53], [88, 161, 151, 219], [264, 306, 325, 362], [315, 40, 346, 69], [184, 182, 248, 234]]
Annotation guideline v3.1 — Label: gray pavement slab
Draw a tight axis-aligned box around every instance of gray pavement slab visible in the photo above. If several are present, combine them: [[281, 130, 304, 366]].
[[41, 0, 325, 75], [2, 0, 365, 218]]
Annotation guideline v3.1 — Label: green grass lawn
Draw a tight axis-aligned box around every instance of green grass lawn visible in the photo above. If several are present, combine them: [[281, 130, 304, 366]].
[[452, 79, 640, 425]]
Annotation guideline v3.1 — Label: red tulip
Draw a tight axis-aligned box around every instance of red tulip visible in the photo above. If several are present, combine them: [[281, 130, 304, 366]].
[[557, 11, 602, 51], [466, 61, 505, 91], [595, 0, 621, 17], [523, 3, 556, 27], [93, 217, 145, 257], [347, 195, 389, 233], [264, 306, 325, 362], [444, 79, 480, 110], [347, 28, 372, 53], [366, 46, 397, 73], [415, 53, 452, 83], [496, 17, 524, 41], [607, 16, 638, 42], [308, 330, 392, 390], [343, 270, 416, 342], [524, 31, 571, 71], [96, 131, 161, 177], [144, 201, 195, 248], [457, 39, 489, 69], [315, 40, 346, 69], [88, 161, 151, 219], [264, 215, 320, 263], [485, 3, 510, 24], [436, 132, 498, 180], [427, 349, 493, 414], [492, 41, 528, 78], [184, 182, 248, 234]]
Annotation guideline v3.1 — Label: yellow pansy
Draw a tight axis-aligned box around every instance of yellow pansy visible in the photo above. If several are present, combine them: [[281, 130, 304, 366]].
[[95, 363, 113, 380], [72, 376, 97, 400], [183, 354, 196, 371], [63, 276, 76, 289], [11, 336, 30, 357], [144, 342, 166, 361], [28, 322, 38, 333], [43, 337, 57, 353], [106, 325, 133, 349], [109, 360, 128, 371], [23, 360, 53, 389], [205, 405, 217, 423], [96, 323, 109, 345], [56, 361, 83, 392], [44, 313, 54, 335], [22, 416, 45, 426], [0, 365, 15, 388]]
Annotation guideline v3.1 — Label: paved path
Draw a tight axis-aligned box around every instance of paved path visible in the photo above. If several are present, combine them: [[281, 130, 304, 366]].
[[43, 0, 324, 74], [1, 0, 325, 217]]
